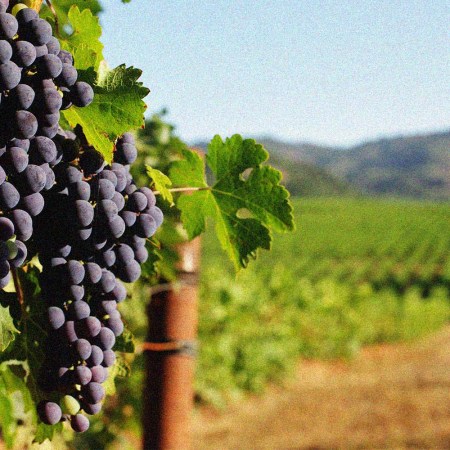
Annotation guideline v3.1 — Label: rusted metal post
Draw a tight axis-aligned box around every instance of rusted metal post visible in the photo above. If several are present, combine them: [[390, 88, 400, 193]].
[[143, 237, 201, 450]]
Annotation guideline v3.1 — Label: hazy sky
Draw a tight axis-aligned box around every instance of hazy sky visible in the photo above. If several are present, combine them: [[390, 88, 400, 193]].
[[101, 1, 449, 147]]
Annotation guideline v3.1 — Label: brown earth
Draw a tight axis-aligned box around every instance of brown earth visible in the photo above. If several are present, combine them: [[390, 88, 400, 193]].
[[192, 327, 450, 450]]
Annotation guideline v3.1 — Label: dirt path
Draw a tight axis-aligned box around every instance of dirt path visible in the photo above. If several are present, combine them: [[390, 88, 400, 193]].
[[192, 327, 450, 449]]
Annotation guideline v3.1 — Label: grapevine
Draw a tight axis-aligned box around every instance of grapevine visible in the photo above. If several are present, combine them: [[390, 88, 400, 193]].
[[0, 0, 294, 445]]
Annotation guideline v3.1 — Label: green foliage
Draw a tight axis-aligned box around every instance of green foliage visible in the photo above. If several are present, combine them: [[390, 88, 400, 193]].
[[195, 198, 450, 405], [0, 305, 19, 352], [170, 135, 295, 269], [59, 6, 104, 70], [146, 166, 173, 204]]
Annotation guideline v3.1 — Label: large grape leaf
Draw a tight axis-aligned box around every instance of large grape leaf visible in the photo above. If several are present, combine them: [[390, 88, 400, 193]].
[[169, 135, 294, 268], [0, 305, 19, 352], [62, 64, 149, 162]]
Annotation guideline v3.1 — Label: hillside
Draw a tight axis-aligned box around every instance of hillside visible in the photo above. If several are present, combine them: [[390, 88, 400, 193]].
[[258, 130, 450, 200], [268, 154, 356, 197]]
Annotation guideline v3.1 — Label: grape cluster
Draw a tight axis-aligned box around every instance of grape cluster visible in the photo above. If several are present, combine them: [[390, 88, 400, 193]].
[[0, 1, 93, 284], [35, 131, 162, 431], [0, 2, 163, 433]]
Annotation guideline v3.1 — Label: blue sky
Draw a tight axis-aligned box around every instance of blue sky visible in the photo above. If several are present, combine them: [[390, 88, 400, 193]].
[[101, 1, 449, 147]]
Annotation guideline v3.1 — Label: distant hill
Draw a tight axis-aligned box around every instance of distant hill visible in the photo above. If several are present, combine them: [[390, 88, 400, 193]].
[[257, 130, 450, 200], [267, 154, 356, 197]]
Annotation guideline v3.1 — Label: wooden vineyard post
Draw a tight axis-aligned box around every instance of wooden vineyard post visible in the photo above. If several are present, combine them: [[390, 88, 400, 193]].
[[142, 236, 202, 450]]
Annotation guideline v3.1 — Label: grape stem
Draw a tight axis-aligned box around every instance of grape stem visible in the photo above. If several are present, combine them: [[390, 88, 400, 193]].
[[11, 267, 24, 308], [45, 0, 61, 37], [154, 186, 211, 195]]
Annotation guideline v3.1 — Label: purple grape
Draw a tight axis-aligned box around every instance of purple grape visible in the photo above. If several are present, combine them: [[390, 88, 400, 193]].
[[70, 414, 89, 433], [37, 401, 62, 425]]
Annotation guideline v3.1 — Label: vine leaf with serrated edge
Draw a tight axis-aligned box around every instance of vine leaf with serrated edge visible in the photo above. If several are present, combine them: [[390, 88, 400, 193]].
[[146, 166, 174, 205], [62, 64, 149, 163], [169, 135, 295, 269], [0, 304, 19, 352]]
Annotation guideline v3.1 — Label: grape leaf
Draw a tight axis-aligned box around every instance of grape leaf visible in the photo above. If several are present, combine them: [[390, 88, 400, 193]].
[[146, 165, 173, 205], [62, 64, 149, 162], [114, 328, 135, 354], [0, 304, 19, 352], [169, 135, 294, 268], [41, 0, 102, 25], [0, 361, 36, 448], [58, 6, 104, 71]]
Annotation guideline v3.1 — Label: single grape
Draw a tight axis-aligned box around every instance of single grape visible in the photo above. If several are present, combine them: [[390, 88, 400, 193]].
[[73, 338, 92, 361], [19, 164, 46, 193], [20, 192, 44, 216], [36, 53, 62, 78], [14, 110, 38, 139], [0, 217, 13, 241], [29, 136, 57, 164], [82, 382, 105, 404], [107, 215, 125, 238], [37, 401, 62, 425], [117, 244, 135, 263], [12, 40, 36, 66], [134, 245, 149, 264], [10, 84, 35, 110], [0, 60, 21, 90], [0, 12, 18, 39], [0, 259, 10, 278], [71, 414, 90, 432], [24, 18, 52, 45], [55, 63, 77, 87], [64, 260, 84, 285], [94, 327, 115, 351], [101, 349, 116, 368], [135, 213, 157, 238], [70, 81, 94, 107], [86, 345, 103, 367], [9, 208, 32, 241], [90, 365, 107, 383], [45, 36, 60, 55], [16, 6, 37, 25], [119, 260, 141, 283], [47, 306, 65, 330], [9, 239, 27, 267], [68, 300, 90, 321], [84, 262, 102, 284], [127, 192, 148, 212], [60, 395, 80, 416], [0, 182, 20, 209], [0, 39, 12, 63], [76, 316, 101, 339], [81, 402, 101, 415], [75, 200, 94, 227], [73, 365, 92, 385], [105, 316, 124, 337]]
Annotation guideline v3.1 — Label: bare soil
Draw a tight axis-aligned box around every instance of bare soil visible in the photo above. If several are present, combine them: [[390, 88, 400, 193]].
[[192, 327, 450, 449]]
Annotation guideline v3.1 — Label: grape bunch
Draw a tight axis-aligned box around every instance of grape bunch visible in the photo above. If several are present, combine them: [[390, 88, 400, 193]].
[[0, 2, 163, 433], [0, 1, 93, 285], [35, 131, 163, 432]]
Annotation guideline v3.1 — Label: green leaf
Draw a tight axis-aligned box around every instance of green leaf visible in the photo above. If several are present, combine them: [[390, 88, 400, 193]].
[[62, 64, 149, 162], [41, 0, 102, 28], [169, 135, 294, 269], [114, 328, 135, 354], [146, 165, 173, 204], [0, 361, 37, 448], [59, 6, 103, 70], [0, 305, 19, 352]]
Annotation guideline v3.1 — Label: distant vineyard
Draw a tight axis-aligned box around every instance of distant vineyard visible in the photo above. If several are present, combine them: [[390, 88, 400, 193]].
[[196, 198, 450, 405]]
